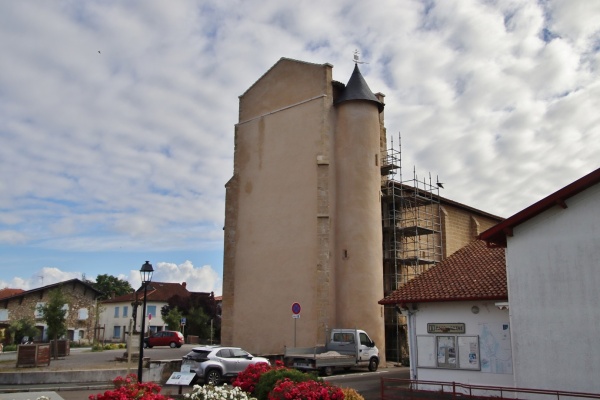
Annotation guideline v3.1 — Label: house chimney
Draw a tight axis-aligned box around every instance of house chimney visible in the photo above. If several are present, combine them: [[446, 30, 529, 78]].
[[182, 282, 187, 288]]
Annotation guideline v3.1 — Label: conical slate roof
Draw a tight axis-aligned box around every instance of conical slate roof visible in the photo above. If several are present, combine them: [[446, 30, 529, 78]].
[[335, 64, 384, 112]]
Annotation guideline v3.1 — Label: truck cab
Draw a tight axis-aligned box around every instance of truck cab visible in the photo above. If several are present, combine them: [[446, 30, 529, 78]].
[[329, 329, 379, 368]]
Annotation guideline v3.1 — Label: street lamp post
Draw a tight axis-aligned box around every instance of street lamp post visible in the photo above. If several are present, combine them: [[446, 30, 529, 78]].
[[137, 261, 154, 383]]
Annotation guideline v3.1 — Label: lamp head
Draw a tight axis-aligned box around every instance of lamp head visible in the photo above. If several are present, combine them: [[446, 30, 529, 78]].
[[140, 261, 154, 283]]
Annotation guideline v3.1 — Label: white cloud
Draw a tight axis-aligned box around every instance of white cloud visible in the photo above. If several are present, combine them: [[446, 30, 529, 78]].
[[0, 0, 598, 284], [0, 268, 81, 291], [127, 261, 221, 295]]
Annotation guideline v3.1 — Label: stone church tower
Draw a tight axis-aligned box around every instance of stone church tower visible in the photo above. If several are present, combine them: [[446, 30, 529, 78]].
[[221, 58, 386, 360]]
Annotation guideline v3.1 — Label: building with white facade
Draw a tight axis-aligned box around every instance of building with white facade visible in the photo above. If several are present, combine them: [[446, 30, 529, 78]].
[[480, 167, 600, 394], [99, 281, 191, 342], [379, 240, 511, 387]]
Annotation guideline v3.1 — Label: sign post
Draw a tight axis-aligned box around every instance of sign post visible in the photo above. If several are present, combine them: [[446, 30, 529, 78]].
[[291, 302, 301, 347], [181, 317, 186, 337]]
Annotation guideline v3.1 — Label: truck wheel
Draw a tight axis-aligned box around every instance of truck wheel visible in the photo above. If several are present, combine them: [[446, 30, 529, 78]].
[[321, 366, 334, 376], [206, 369, 222, 385], [368, 357, 379, 372]]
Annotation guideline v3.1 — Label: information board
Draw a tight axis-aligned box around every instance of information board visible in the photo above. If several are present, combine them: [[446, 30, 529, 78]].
[[458, 335, 480, 370], [416, 335, 435, 367]]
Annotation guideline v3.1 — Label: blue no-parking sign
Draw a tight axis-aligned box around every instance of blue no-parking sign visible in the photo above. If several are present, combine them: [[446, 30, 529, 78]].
[[291, 302, 301, 315]]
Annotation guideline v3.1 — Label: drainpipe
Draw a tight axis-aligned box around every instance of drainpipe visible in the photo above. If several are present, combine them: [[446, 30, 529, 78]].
[[401, 306, 418, 380], [407, 310, 418, 380]]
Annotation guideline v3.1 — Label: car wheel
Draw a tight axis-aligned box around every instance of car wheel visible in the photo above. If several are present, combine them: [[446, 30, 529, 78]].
[[368, 357, 379, 372], [170, 342, 177, 348], [205, 369, 222, 386], [321, 366, 334, 376]]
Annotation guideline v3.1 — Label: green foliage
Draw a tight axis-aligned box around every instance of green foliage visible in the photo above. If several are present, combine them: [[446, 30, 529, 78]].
[[186, 306, 211, 339], [7, 317, 38, 344], [3, 344, 17, 352], [91, 343, 104, 352], [255, 368, 320, 400], [93, 274, 133, 300], [163, 306, 184, 331], [39, 289, 69, 342]]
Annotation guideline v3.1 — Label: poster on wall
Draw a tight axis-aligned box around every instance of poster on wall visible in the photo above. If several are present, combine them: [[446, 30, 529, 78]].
[[436, 336, 456, 368], [458, 336, 480, 370], [478, 322, 512, 374]]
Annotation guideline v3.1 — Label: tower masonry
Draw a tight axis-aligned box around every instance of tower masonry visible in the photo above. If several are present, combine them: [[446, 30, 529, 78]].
[[222, 58, 387, 360]]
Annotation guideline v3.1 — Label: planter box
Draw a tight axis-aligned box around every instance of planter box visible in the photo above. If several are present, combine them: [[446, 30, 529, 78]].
[[16, 344, 51, 367], [50, 339, 70, 357]]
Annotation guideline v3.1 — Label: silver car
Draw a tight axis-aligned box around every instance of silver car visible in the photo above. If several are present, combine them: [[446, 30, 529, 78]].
[[182, 345, 270, 385]]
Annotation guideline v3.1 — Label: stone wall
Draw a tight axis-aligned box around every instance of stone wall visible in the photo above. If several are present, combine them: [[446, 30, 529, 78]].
[[441, 205, 501, 257], [1, 281, 98, 342]]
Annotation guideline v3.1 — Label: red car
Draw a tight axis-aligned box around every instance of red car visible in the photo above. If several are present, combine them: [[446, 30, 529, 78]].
[[143, 330, 184, 348]]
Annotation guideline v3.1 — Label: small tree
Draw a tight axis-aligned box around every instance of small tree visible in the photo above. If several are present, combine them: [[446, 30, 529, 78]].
[[186, 306, 211, 340], [92, 274, 133, 300], [162, 306, 184, 331], [39, 289, 69, 359], [7, 318, 38, 344]]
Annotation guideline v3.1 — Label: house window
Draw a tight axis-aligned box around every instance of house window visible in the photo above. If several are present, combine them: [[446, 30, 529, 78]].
[[147, 305, 157, 319], [78, 308, 89, 320], [35, 302, 45, 318], [114, 307, 119, 318], [113, 326, 121, 339], [62, 303, 69, 318], [123, 306, 128, 318], [0, 309, 8, 321]]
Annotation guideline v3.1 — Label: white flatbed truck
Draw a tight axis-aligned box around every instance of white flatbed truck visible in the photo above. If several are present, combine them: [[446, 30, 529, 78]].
[[284, 328, 380, 376]]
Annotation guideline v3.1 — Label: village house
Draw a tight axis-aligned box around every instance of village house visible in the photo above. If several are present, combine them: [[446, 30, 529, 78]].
[[379, 240, 511, 387], [98, 282, 219, 343], [0, 279, 102, 344]]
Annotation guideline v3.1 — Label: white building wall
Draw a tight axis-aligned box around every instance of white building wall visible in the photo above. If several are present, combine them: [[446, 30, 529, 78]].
[[506, 183, 600, 393], [99, 301, 167, 341], [413, 301, 514, 387]]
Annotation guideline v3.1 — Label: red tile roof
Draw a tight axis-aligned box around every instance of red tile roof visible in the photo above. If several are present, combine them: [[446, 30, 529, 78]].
[[0, 288, 25, 300], [102, 282, 191, 304], [379, 240, 507, 305]]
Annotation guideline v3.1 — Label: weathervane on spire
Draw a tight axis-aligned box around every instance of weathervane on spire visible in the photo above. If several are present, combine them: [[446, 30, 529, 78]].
[[353, 49, 369, 64]]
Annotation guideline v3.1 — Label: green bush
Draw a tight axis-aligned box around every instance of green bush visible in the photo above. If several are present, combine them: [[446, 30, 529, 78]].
[[255, 368, 320, 400], [3, 344, 17, 352], [91, 343, 104, 352]]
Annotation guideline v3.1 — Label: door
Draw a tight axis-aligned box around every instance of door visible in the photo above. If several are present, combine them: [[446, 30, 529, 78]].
[[231, 348, 254, 373], [358, 332, 374, 361]]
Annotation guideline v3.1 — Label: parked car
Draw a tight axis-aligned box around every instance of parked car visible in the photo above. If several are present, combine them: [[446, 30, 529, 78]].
[[143, 330, 184, 348], [182, 345, 270, 385]]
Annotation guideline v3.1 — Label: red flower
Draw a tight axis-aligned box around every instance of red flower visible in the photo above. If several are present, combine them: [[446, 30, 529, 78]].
[[232, 362, 274, 394], [268, 378, 343, 400], [90, 374, 173, 400]]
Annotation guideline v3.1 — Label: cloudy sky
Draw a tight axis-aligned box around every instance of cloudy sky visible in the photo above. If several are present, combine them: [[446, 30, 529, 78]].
[[1, 0, 598, 294]]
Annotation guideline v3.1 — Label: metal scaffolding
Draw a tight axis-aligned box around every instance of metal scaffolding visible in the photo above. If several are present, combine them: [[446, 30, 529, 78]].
[[380, 134, 443, 363]]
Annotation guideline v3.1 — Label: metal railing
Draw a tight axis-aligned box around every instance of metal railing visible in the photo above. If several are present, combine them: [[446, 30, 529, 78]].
[[381, 378, 600, 400]]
